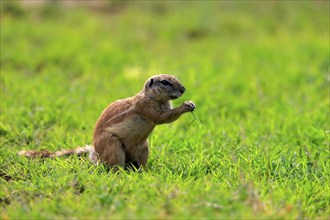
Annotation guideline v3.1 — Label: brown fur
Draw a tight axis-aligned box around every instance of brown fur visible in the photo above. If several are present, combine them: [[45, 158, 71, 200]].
[[18, 146, 93, 158], [19, 74, 195, 170]]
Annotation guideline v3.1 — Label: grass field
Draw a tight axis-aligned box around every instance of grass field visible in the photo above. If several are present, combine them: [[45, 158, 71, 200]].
[[0, 1, 329, 219]]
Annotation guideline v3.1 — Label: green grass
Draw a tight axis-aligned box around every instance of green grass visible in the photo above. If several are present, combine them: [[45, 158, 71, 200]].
[[1, 1, 329, 219]]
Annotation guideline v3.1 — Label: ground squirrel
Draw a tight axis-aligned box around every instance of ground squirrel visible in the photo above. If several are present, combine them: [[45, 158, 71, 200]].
[[19, 74, 195, 169]]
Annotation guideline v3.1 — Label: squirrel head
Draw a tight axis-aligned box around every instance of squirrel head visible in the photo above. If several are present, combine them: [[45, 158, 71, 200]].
[[144, 74, 186, 102]]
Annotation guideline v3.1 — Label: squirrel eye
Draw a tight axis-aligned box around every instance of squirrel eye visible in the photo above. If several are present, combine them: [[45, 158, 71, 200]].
[[160, 80, 172, 86]]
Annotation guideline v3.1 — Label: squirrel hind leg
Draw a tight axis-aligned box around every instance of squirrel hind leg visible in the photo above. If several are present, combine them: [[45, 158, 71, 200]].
[[94, 135, 126, 168]]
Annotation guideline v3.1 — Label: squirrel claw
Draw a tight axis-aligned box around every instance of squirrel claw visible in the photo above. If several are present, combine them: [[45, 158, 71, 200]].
[[183, 101, 196, 111]]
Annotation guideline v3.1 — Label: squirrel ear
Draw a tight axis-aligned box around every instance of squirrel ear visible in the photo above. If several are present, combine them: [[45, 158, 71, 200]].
[[145, 78, 154, 88]]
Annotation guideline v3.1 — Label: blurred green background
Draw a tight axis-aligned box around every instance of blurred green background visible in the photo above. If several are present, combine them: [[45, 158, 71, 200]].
[[0, 0, 329, 219]]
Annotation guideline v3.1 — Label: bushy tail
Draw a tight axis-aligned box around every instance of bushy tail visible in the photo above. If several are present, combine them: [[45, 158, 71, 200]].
[[18, 145, 98, 163]]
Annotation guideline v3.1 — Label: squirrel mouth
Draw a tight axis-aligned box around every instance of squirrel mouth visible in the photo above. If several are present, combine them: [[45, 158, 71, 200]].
[[169, 91, 184, 100], [169, 93, 182, 100]]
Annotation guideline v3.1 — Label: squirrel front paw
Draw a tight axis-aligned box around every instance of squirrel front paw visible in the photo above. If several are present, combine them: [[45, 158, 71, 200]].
[[182, 101, 196, 111]]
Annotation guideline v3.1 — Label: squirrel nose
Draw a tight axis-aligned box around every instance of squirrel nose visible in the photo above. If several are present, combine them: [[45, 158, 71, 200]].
[[180, 86, 185, 93]]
